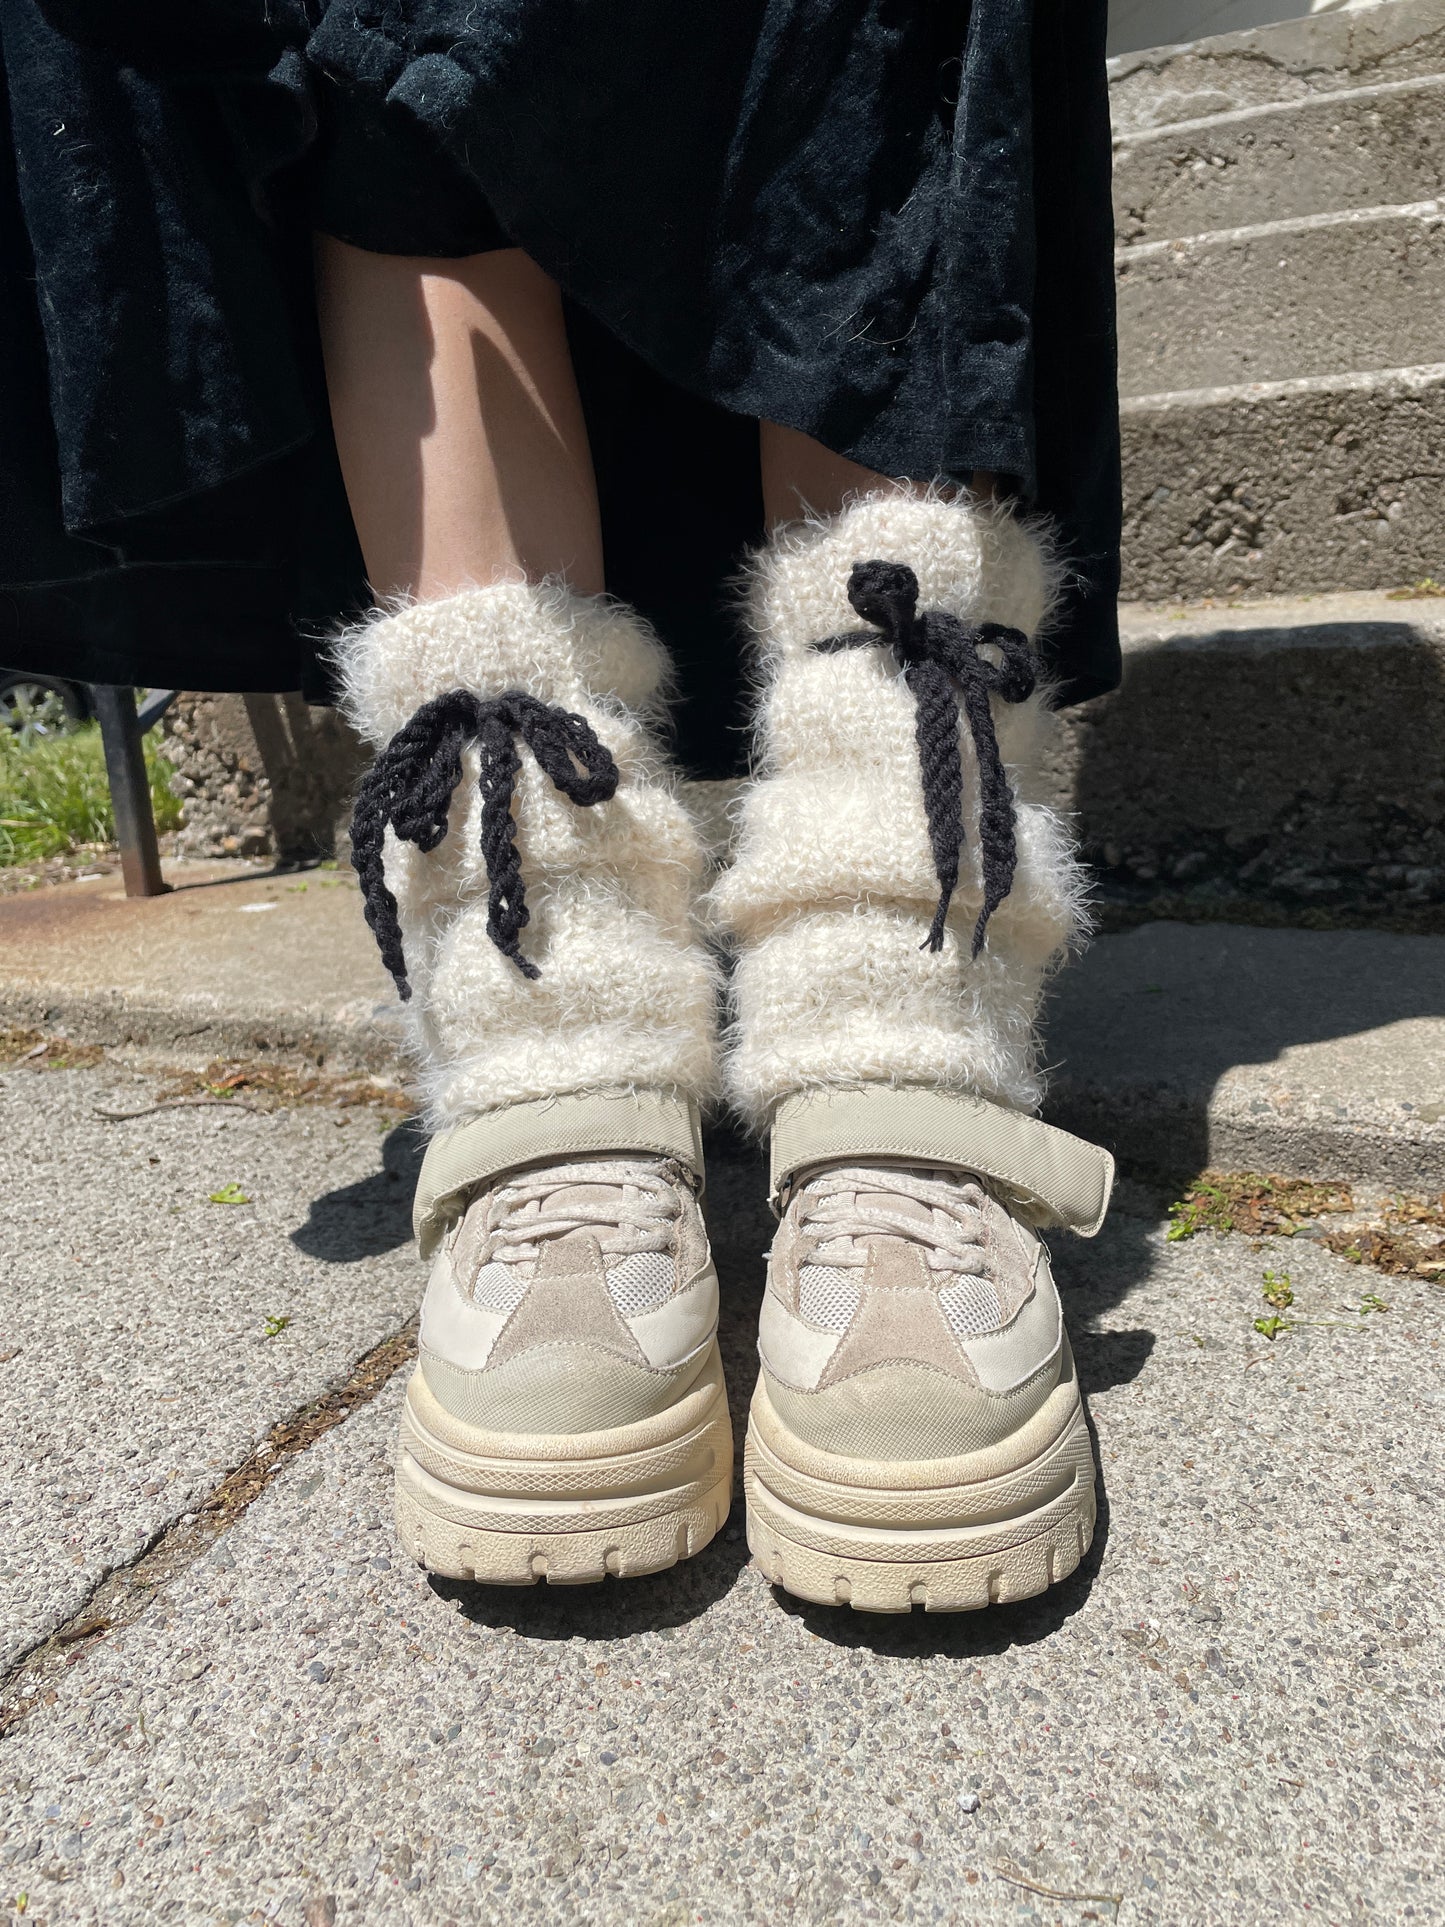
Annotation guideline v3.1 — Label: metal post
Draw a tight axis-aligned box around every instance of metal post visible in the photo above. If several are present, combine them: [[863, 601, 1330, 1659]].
[[90, 685, 167, 898]]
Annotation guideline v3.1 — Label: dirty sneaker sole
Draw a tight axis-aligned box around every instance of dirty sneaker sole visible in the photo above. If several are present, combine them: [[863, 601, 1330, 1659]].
[[395, 1343, 733, 1584], [743, 1346, 1096, 1614]]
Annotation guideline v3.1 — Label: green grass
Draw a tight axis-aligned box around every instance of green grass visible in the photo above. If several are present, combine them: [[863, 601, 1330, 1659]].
[[0, 724, 181, 864]]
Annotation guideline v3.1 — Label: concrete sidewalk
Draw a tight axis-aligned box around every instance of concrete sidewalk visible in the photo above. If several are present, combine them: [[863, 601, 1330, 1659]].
[[0, 861, 402, 1075], [1, 859, 1441, 1186], [0, 1062, 1438, 1923]]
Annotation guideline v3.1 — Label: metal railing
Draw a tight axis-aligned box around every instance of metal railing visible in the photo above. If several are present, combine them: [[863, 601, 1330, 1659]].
[[89, 686, 175, 898]]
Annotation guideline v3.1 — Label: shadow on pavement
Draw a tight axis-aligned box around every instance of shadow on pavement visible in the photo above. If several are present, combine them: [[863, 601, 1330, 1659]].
[[431, 1524, 753, 1640], [162, 856, 334, 893], [1065, 1199, 1161, 1391], [1042, 919, 1445, 1186], [290, 1121, 425, 1261]]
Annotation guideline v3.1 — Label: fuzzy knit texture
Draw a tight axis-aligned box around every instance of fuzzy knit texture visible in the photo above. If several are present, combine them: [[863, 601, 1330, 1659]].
[[336, 580, 719, 1131], [708, 489, 1091, 1129]]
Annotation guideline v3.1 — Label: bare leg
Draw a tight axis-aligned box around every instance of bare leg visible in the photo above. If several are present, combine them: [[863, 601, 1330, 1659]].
[[315, 241, 604, 601], [759, 420, 996, 525]]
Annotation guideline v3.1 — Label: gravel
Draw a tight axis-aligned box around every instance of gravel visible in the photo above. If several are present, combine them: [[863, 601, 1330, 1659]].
[[0, 1065, 421, 1669], [2, 1157, 1438, 1924]]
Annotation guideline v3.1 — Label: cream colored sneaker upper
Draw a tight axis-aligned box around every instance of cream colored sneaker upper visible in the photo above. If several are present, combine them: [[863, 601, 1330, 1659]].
[[419, 1154, 719, 1434], [759, 1164, 1067, 1460]]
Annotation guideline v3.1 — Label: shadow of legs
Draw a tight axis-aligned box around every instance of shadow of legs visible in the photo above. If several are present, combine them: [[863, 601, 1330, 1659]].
[[290, 1121, 426, 1262]]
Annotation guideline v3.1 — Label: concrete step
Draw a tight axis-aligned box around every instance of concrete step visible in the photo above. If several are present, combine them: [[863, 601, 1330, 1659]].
[[664, 596, 1445, 929], [1, 864, 1440, 1190], [1114, 73, 1445, 245], [1117, 200, 1445, 396], [1119, 362, 1445, 602], [1042, 590, 1445, 928], [1042, 921, 1445, 1186], [1109, 0, 1445, 135], [1106, 0, 1318, 62]]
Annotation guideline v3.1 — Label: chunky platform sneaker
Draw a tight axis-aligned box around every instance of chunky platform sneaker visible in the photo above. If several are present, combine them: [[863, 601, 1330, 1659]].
[[744, 1089, 1112, 1612], [708, 489, 1115, 1610], [397, 1092, 731, 1583], [336, 582, 724, 1583]]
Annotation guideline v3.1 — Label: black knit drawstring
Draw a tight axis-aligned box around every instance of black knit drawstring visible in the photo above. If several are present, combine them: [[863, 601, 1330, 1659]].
[[349, 688, 619, 997], [815, 559, 1036, 958]]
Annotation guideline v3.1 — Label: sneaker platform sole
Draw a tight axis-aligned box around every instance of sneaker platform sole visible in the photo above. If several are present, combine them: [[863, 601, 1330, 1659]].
[[395, 1342, 733, 1584], [744, 1365, 1096, 1614]]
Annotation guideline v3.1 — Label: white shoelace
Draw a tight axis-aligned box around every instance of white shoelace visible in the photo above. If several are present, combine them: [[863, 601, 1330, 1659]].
[[798, 1167, 990, 1276], [480, 1158, 679, 1266]]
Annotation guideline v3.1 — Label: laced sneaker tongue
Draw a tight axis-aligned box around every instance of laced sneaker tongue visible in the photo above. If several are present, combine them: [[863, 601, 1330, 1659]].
[[853, 1184, 935, 1226], [538, 1164, 676, 1236], [488, 1161, 680, 1316], [540, 1179, 633, 1220], [801, 1165, 991, 1276], [817, 1168, 954, 1242]]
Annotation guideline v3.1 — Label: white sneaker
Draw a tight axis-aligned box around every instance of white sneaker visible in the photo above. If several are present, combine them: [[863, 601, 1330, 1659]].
[[744, 1088, 1112, 1613], [396, 1096, 732, 1584]]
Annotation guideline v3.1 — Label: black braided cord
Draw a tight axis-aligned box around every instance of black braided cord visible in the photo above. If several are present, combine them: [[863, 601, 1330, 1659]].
[[816, 559, 1036, 958], [349, 688, 619, 998]]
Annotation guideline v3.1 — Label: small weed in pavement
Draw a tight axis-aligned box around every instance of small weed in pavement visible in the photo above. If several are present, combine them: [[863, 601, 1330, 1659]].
[[1261, 1269, 1294, 1310], [1168, 1171, 1352, 1242], [1252, 1268, 1374, 1345], [262, 1313, 291, 1338]]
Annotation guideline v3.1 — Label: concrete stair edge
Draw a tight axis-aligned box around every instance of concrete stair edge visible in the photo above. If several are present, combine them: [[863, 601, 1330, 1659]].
[[1113, 72, 1445, 249], [2, 911, 1440, 1192], [1113, 67, 1445, 153], [1116, 194, 1444, 262], [1040, 923, 1445, 1191], [1116, 201, 1445, 397], [1114, 586, 1445, 646], [1041, 590, 1445, 943], [1047, 1075, 1445, 1191], [1108, 0, 1445, 135], [1121, 358, 1445, 413]]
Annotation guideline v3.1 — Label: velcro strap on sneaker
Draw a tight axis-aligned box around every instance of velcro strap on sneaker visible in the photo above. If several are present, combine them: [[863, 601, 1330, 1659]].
[[414, 1089, 705, 1258], [769, 1087, 1114, 1237]]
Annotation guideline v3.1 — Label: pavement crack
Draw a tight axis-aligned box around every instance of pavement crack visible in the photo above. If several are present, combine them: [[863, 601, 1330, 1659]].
[[0, 1317, 417, 1739]]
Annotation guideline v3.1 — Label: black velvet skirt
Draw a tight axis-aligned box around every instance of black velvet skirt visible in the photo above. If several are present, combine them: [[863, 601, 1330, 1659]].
[[0, 0, 1120, 776]]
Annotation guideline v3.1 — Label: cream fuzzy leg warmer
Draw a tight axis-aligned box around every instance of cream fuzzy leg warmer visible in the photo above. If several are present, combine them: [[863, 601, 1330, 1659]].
[[338, 581, 718, 1130], [708, 491, 1089, 1130]]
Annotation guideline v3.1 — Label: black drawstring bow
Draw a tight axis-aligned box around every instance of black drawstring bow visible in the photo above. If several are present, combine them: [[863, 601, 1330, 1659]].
[[350, 688, 619, 998], [817, 558, 1037, 958]]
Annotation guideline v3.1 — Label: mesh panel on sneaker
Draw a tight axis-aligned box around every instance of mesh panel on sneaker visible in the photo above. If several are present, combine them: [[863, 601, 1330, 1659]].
[[607, 1251, 676, 1319], [797, 1265, 863, 1332], [938, 1276, 1006, 1339], [470, 1261, 528, 1315]]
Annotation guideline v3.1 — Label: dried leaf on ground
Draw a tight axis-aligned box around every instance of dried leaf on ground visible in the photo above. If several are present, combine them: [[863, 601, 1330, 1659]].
[[1168, 1171, 1353, 1243], [0, 1027, 105, 1070], [1324, 1192, 1445, 1279]]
